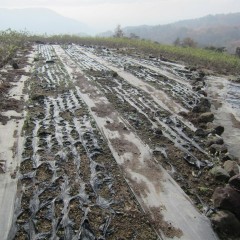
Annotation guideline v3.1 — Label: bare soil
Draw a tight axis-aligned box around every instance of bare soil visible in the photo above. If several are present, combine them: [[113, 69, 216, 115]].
[[2, 43, 239, 240]]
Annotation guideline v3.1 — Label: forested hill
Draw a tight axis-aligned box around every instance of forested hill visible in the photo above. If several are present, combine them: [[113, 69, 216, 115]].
[[100, 13, 240, 53]]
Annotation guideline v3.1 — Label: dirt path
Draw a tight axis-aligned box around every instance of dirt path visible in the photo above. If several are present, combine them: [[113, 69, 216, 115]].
[[55, 45, 218, 240], [0, 54, 33, 240], [206, 76, 240, 159]]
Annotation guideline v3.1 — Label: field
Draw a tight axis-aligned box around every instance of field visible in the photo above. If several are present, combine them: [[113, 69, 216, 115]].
[[0, 34, 240, 240]]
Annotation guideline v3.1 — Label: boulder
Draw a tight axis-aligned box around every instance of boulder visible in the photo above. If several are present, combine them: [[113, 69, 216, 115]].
[[46, 59, 55, 64], [212, 126, 224, 136], [192, 98, 211, 113], [206, 122, 215, 129], [224, 161, 239, 177], [208, 144, 228, 155], [195, 128, 208, 137], [211, 210, 240, 237], [199, 71, 206, 78], [221, 153, 233, 162], [210, 166, 230, 181], [197, 90, 207, 96], [212, 185, 240, 220], [198, 112, 214, 123], [12, 62, 19, 69], [229, 174, 240, 191], [154, 128, 163, 135], [31, 94, 45, 101], [206, 137, 224, 147]]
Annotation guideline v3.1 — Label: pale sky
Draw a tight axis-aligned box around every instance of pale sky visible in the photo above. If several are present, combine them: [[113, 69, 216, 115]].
[[1, 0, 240, 32]]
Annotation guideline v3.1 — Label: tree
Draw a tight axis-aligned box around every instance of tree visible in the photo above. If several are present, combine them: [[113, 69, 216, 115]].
[[173, 37, 181, 46], [236, 47, 240, 57], [182, 37, 197, 48], [114, 25, 124, 38], [129, 33, 139, 39]]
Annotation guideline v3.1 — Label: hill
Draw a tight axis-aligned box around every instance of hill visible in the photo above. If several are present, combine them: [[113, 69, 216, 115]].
[[0, 8, 91, 35], [100, 13, 240, 53]]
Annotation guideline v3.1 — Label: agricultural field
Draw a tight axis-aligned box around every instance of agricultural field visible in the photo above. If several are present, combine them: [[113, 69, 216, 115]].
[[0, 39, 240, 240]]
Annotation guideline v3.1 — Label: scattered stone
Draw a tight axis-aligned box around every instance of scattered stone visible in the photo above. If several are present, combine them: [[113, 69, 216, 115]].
[[46, 59, 55, 64], [154, 128, 163, 135], [112, 72, 118, 77], [189, 67, 197, 71], [192, 85, 202, 91], [229, 174, 240, 191], [210, 166, 230, 181], [192, 98, 211, 113], [198, 112, 214, 123], [199, 71, 206, 78], [207, 137, 224, 147], [212, 185, 240, 220], [35, 40, 45, 44], [224, 161, 240, 177], [197, 90, 207, 96], [38, 131, 51, 137], [206, 122, 215, 129], [179, 111, 188, 117], [221, 153, 233, 162], [208, 144, 228, 155], [31, 94, 45, 101], [212, 126, 224, 136], [12, 62, 19, 69], [211, 210, 240, 237], [195, 128, 208, 137]]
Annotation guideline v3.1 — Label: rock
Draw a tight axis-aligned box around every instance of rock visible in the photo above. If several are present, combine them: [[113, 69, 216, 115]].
[[206, 137, 224, 147], [112, 72, 118, 77], [46, 59, 55, 64], [12, 62, 19, 69], [211, 210, 240, 237], [210, 166, 230, 181], [179, 111, 188, 117], [31, 94, 45, 101], [195, 128, 208, 137], [198, 112, 214, 123], [212, 185, 240, 220], [208, 144, 228, 155], [221, 153, 233, 162], [206, 122, 215, 129], [192, 98, 211, 113], [199, 71, 206, 78], [193, 81, 205, 88], [190, 67, 197, 71], [154, 128, 163, 135], [197, 90, 207, 96], [229, 174, 240, 191], [212, 126, 224, 136], [192, 85, 202, 91], [224, 161, 239, 177]]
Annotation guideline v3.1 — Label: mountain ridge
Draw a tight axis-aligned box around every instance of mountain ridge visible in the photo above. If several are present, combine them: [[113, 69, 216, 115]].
[[0, 8, 92, 35], [100, 13, 240, 53]]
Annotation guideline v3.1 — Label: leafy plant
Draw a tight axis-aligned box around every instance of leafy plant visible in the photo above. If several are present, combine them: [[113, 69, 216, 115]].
[[0, 28, 29, 67]]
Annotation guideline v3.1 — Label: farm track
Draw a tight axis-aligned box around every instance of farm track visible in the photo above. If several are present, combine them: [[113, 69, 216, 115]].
[[8, 45, 157, 240], [2, 44, 227, 239]]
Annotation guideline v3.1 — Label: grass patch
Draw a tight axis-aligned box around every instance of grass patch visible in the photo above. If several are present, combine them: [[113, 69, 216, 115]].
[[0, 29, 29, 67]]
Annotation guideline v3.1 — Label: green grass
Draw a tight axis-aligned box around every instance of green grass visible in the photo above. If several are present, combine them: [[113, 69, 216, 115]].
[[0, 29, 29, 67]]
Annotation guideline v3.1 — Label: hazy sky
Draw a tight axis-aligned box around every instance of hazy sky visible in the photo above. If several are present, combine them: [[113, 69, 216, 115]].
[[1, 0, 240, 32]]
